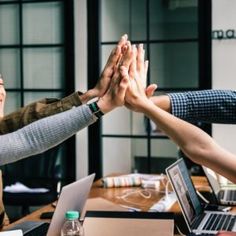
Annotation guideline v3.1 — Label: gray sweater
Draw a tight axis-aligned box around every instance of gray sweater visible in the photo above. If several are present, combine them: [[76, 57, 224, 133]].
[[0, 104, 97, 165]]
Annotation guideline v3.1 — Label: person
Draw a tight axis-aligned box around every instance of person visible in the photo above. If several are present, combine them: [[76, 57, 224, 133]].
[[120, 43, 236, 184], [150, 90, 236, 124], [0, 42, 130, 166], [0, 75, 6, 118], [0, 34, 128, 134]]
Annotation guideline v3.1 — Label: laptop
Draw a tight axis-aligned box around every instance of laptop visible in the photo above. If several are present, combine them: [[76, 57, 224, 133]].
[[166, 159, 236, 234], [7, 173, 95, 236], [202, 166, 236, 206]]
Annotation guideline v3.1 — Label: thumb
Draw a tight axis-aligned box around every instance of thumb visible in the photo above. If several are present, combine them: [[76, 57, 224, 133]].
[[146, 84, 157, 98]]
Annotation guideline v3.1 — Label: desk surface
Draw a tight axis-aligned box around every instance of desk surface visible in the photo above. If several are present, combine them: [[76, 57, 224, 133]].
[[3, 176, 236, 230]]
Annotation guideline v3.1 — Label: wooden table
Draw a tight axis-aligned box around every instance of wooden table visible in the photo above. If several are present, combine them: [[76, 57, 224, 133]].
[[3, 175, 236, 231]]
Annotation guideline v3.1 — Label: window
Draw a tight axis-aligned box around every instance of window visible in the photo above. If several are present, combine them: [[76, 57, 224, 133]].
[[88, 0, 211, 177], [0, 0, 75, 182]]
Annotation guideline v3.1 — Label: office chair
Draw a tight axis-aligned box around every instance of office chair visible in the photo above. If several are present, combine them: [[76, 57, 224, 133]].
[[1, 145, 63, 219]]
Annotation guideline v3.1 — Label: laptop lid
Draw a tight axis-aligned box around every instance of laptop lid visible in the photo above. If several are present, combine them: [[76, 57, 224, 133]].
[[166, 159, 203, 232], [202, 166, 221, 195], [83, 211, 174, 236], [47, 173, 95, 236]]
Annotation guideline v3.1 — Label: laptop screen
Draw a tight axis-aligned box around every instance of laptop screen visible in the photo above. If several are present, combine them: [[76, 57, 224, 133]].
[[166, 159, 203, 227]]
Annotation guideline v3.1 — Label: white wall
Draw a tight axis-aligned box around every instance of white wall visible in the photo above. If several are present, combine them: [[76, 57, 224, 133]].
[[212, 0, 236, 156], [74, 0, 88, 179]]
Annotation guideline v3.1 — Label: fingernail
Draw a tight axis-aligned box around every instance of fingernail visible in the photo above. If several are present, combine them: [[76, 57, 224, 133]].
[[139, 44, 143, 49], [122, 34, 128, 39]]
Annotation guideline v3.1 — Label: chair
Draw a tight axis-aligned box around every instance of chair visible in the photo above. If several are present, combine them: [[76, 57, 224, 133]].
[[0, 145, 63, 219]]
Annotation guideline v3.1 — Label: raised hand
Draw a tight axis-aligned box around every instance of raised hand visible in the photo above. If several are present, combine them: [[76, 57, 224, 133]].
[[91, 34, 128, 98], [97, 63, 129, 114], [121, 44, 156, 112], [0, 75, 6, 118]]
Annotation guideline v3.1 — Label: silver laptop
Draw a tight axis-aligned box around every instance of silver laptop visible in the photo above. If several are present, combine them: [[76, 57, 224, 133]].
[[8, 173, 95, 236], [166, 159, 236, 235], [202, 166, 236, 206]]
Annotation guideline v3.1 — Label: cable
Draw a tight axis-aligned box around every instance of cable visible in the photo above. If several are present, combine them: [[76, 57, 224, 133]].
[[196, 190, 210, 204], [175, 225, 186, 236]]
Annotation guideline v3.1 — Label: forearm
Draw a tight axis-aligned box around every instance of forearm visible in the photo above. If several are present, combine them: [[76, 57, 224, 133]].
[[150, 95, 171, 113], [0, 105, 97, 166], [151, 90, 236, 124], [0, 92, 83, 134], [142, 102, 236, 183]]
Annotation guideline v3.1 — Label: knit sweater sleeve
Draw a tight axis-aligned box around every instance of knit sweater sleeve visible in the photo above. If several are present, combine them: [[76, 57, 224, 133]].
[[0, 104, 97, 165]]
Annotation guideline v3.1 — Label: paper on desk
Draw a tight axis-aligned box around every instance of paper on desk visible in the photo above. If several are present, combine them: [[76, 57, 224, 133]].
[[3, 182, 49, 193], [0, 230, 23, 236]]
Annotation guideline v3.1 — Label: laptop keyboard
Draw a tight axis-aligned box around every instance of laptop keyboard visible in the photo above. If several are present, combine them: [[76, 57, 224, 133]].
[[225, 190, 236, 201], [203, 213, 236, 231]]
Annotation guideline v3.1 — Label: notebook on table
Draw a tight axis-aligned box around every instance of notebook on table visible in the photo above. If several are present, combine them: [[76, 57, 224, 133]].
[[83, 211, 174, 236], [6, 173, 95, 236], [166, 159, 236, 235], [202, 166, 236, 206]]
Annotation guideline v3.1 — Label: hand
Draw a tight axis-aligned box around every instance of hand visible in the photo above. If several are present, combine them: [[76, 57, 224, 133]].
[[216, 232, 236, 236], [90, 34, 128, 98], [0, 76, 6, 118], [97, 65, 129, 114], [122, 44, 156, 112]]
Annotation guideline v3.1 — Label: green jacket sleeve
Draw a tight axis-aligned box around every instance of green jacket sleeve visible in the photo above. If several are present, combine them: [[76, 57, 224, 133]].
[[0, 91, 82, 134]]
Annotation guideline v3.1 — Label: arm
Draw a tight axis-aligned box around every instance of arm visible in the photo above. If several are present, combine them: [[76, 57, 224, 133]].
[[0, 34, 128, 134], [123, 44, 236, 184], [150, 90, 236, 124], [0, 105, 96, 165], [0, 44, 129, 166], [0, 76, 6, 118]]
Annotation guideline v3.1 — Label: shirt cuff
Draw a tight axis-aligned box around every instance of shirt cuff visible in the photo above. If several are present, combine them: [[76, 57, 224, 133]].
[[61, 91, 83, 110], [168, 92, 189, 119]]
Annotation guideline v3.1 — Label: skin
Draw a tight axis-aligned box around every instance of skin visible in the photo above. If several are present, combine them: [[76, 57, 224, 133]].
[[0, 77, 6, 118], [79, 34, 128, 104], [121, 44, 236, 184]]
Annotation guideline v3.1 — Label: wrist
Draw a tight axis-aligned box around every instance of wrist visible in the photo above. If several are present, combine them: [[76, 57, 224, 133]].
[[88, 101, 104, 118], [150, 95, 171, 113], [97, 98, 115, 114]]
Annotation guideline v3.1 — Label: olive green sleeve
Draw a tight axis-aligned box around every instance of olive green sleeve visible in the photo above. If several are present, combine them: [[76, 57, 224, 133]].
[[0, 91, 83, 134]]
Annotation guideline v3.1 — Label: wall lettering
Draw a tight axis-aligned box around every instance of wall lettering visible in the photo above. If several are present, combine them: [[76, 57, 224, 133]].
[[212, 29, 236, 39]]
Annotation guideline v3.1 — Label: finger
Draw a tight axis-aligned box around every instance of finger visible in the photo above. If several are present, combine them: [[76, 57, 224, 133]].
[[145, 84, 157, 98], [118, 34, 128, 47], [121, 41, 133, 68], [129, 45, 137, 79], [141, 60, 149, 87], [118, 76, 129, 102], [137, 44, 144, 72], [120, 66, 129, 79], [102, 45, 122, 75], [0, 79, 4, 86], [144, 60, 149, 76], [111, 65, 120, 86], [116, 34, 129, 66]]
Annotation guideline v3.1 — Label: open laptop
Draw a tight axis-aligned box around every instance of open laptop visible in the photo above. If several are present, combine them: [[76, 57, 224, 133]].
[[202, 166, 236, 206], [7, 173, 95, 236], [166, 159, 236, 235]]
